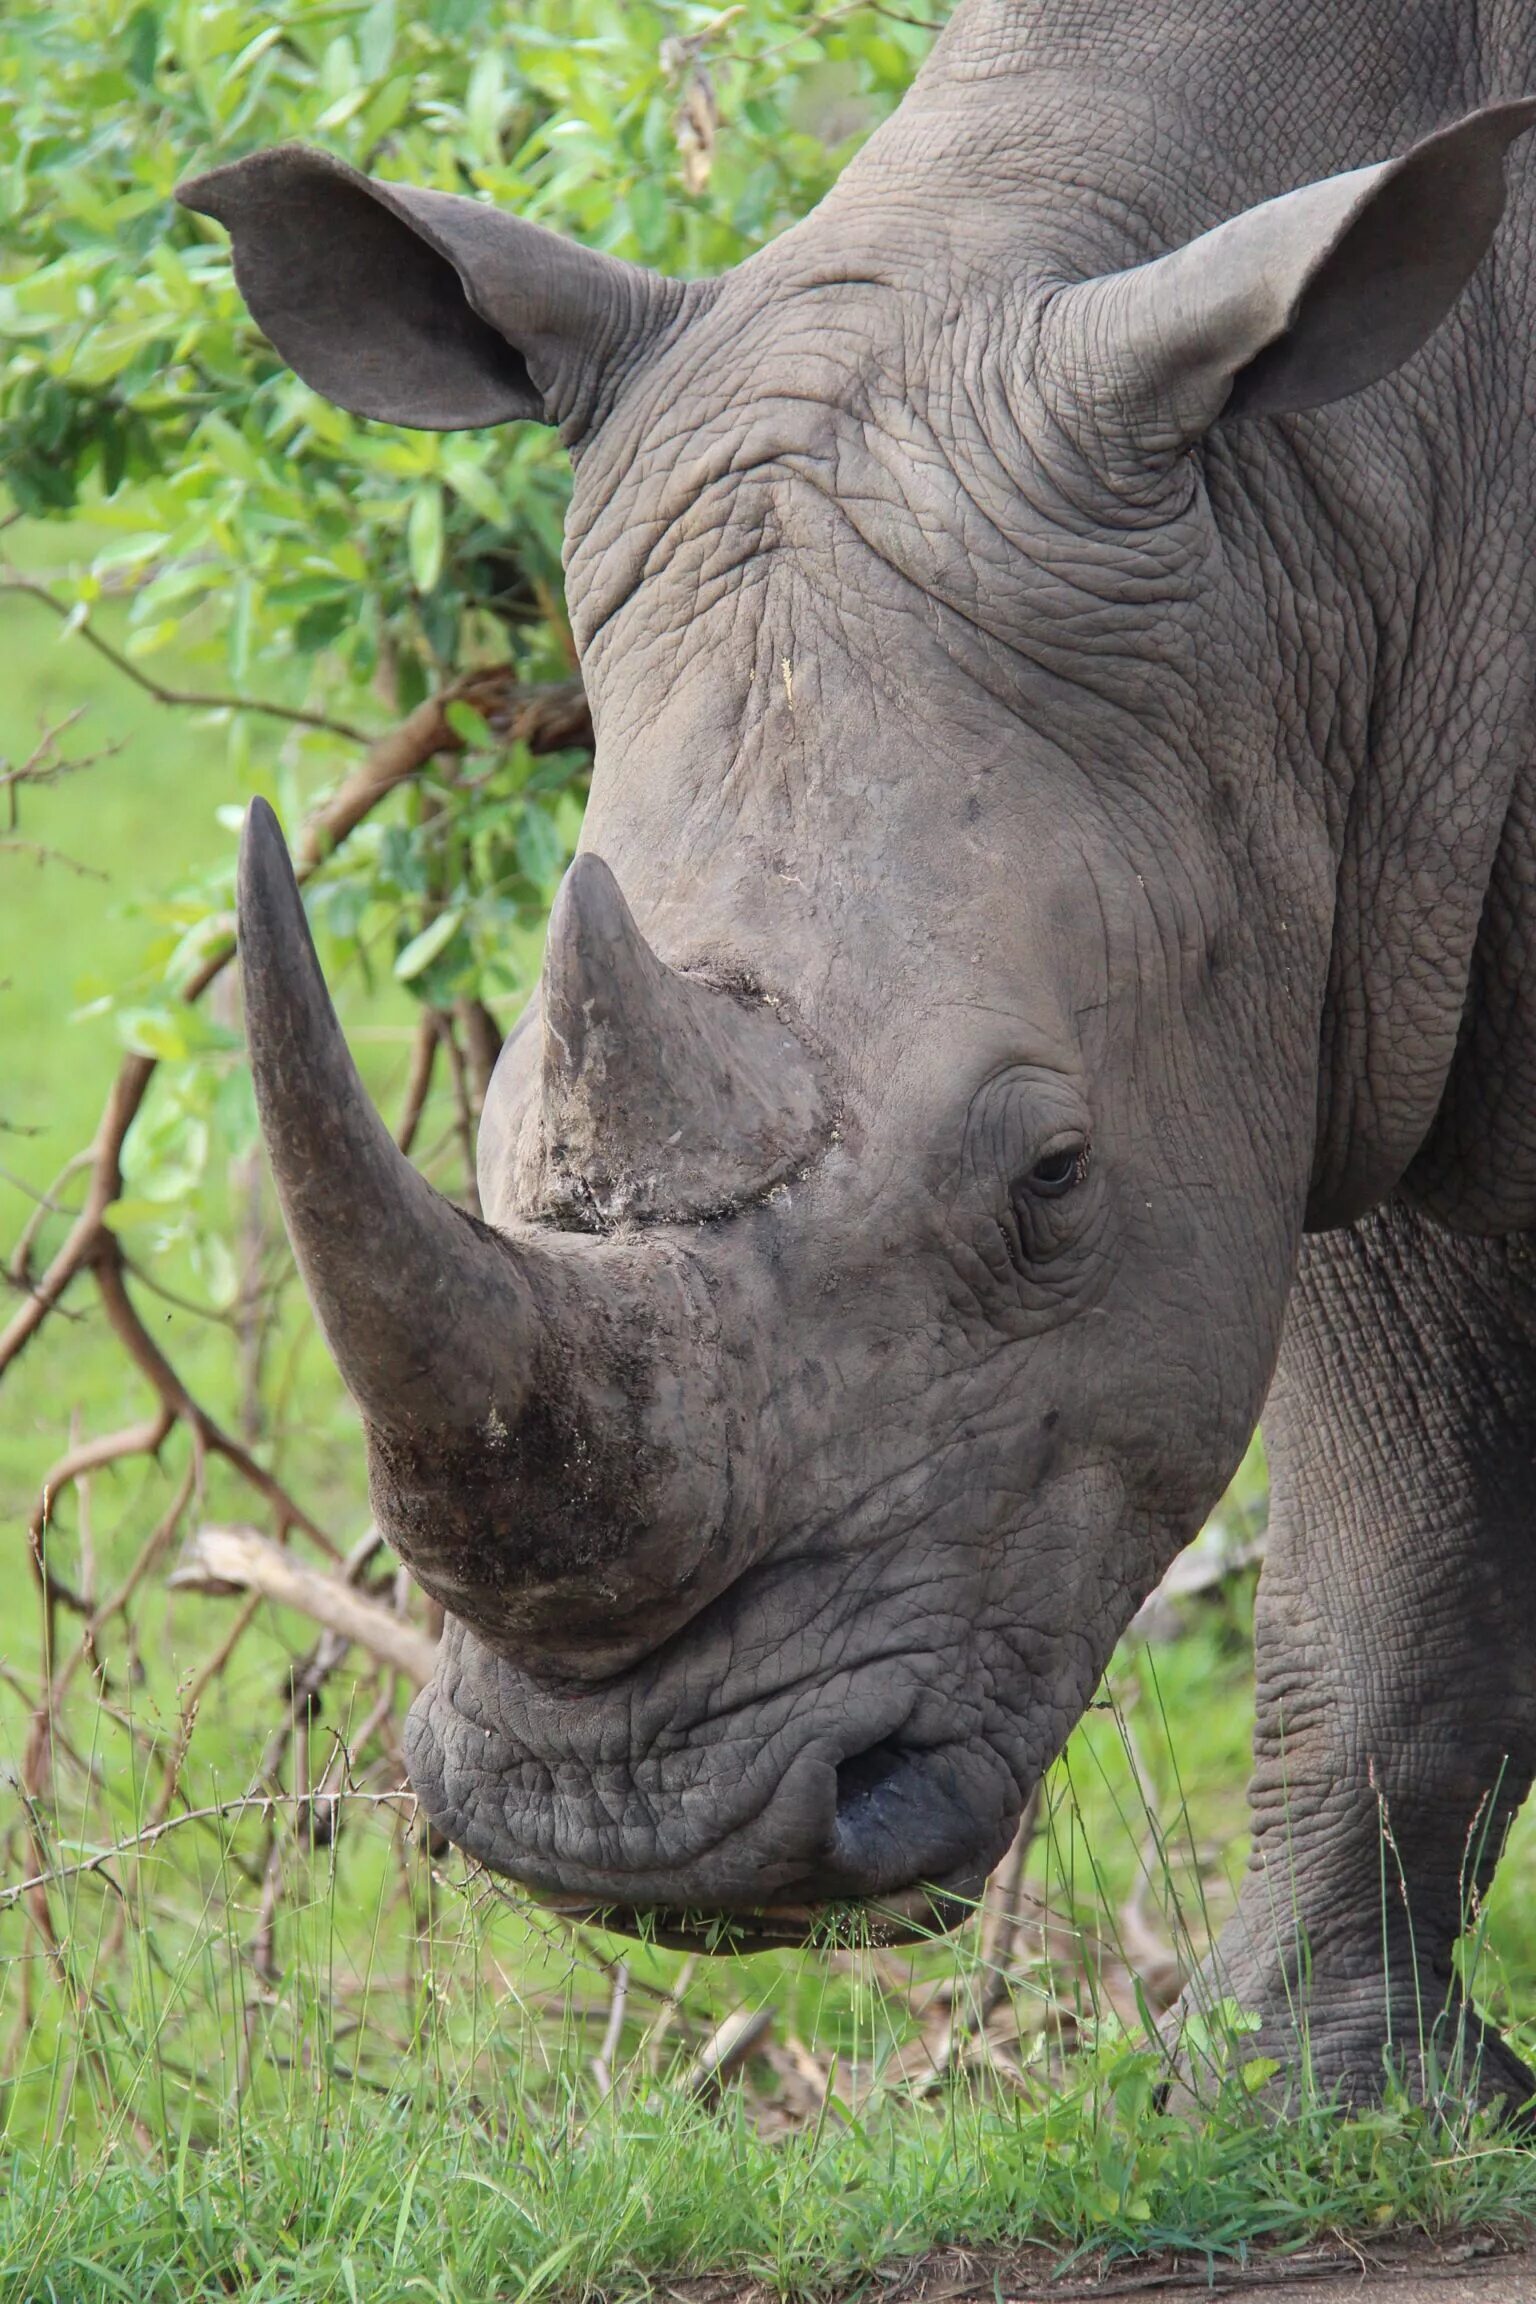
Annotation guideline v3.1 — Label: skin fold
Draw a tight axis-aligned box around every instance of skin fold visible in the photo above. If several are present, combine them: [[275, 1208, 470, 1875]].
[[179, 0, 1536, 2101]]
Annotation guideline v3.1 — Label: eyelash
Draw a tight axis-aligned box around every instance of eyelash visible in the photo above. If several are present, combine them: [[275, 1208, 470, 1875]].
[[1021, 1143, 1090, 1200]]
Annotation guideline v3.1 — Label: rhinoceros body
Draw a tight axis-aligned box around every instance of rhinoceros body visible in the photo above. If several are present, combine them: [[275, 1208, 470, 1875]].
[[182, 0, 1536, 2104]]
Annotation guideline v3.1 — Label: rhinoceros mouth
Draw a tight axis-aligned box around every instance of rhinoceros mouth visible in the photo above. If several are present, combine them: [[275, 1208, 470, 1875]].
[[526, 1872, 989, 1954]]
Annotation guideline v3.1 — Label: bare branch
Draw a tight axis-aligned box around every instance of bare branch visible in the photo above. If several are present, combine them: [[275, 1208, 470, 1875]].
[[456, 996, 503, 1112], [591, 1960, 630, 2099], [434, 1007, 481, 1217], [395, 1009, 439, 1158], [28, 1411, 176, 1614], [93, 1248, 340, 1555], [0, 1051, 156, 1373], [1, 710, 117, 876], [7, 1151, 92, 1289], [292, 665, 589, 870], [0, 706, 96, 795]]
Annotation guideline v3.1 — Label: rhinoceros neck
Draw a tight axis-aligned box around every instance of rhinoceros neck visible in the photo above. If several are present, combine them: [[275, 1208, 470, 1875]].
[[915, 0, 1495, 197], [838, 0, 1507, 282]]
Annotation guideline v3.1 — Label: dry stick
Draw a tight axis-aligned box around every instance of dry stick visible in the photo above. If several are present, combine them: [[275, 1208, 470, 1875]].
[[20, 1452, 198, 1942], [0, 1051, 155, 1373], [313, 1679, 401, 1846], [170, 1525, 439, 1684], [434, 1008, 482, 1218], [0, 703, 88, 790], [591, 1960, 631, 2099], [59, 1458, 200, 1721], [395, 1007, 440, 1157], [642, 1953, 699, 2076], [73, 1408, 97, 1613], [976, 1781, 1043, 1991], [0, 835, 107, 875], [96, 1592, 267, 1971], [251, 1527, 389, 1776], [26, 1410, 174, 1615], [456, 996, 503, 1109], [685, 2004, 776, 2101]]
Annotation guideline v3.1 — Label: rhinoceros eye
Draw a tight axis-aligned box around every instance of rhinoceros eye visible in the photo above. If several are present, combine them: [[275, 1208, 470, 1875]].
[[1024, 1142, 1089, 1199]]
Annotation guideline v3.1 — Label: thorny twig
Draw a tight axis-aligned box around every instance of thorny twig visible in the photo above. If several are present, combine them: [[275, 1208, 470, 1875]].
[[1, 708, 118, 876], [1, 651, 591, 2102], [0, 1789, 421, 1915]]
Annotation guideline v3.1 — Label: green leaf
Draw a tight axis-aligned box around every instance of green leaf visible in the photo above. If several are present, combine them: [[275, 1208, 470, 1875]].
[[190, 1228, 239, 1310], [102, 1196, 175, 1234], [1240, 2056, 1282, 2092], [444, 699, 496, 750], [407, 483, 445, 594], [357, 0, 398, 80], [394, 908, 462, 981], [443, 453, 507, 527], [515, 803, 565, 887], [123, 5, 160, 89], [116, 1005, 240, 1061], [116, 1006, 194, 1062], [465, 51, 505, 160]]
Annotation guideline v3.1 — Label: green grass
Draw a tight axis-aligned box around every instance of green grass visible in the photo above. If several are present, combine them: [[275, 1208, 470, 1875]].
[[8, 1659, 1536, 2304], [10, 1557, 1536, 2300], [8, 522, 1536, 2298], [8, 1991, 1535, 2303]]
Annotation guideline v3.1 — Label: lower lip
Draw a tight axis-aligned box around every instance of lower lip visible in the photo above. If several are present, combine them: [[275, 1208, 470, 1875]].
[[527, 1880, 979, 1953]]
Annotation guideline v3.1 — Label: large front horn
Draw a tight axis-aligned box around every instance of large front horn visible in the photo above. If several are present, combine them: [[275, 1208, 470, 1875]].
[[524, 854, 829, 1225], [238, 801, 749, 1680]]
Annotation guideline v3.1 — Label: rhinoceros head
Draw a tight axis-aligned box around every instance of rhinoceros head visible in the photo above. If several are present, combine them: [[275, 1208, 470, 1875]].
[[177, 75, 1535, 1940]]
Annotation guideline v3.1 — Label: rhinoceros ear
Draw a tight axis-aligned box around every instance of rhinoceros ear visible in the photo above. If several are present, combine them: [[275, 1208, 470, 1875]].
[[176, 145, 687, 436], [1038, 99, 1536, 473]]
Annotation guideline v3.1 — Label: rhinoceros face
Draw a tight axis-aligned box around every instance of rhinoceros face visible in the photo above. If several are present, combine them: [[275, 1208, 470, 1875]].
[[179, 92, 1531, 1937]]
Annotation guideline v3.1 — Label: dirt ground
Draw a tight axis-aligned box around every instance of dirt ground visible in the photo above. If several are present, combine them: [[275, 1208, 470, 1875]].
[[902, 2238, 1535, 2302], [666, 2236, 1536, 2304]]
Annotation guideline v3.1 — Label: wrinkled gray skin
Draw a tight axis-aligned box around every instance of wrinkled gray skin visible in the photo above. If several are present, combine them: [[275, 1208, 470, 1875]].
[[180, 0, 1536, 2109]]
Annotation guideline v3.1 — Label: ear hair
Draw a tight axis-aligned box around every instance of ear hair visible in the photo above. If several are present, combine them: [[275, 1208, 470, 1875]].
[[177, 144, 688, 437], [1035, 98, 1536, 475]]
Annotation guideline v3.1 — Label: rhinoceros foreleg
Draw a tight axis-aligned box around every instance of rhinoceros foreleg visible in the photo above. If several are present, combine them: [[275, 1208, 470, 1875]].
[[1174, 1199, 1536, 2116]]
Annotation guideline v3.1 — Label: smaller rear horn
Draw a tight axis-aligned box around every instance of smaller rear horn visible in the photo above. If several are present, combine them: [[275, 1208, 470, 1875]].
[[531, 853, 829, 1225]]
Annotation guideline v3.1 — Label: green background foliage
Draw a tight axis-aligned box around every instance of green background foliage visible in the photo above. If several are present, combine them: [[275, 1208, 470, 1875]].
[[8, 5, 1536, 2294]]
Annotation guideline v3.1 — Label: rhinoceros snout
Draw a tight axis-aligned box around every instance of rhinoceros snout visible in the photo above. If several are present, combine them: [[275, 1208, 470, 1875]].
[[404, 1624, 1025, 1948]]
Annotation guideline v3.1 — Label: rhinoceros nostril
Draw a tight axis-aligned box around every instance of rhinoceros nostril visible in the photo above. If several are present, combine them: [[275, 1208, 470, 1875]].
[[826, 1734, 1003, 1902], [831, 1736, 943, 1863], [834, 1736, 913, 1818]]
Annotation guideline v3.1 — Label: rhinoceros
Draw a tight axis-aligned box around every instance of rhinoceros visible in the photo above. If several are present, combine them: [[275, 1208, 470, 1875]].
[[178, 0, 1536, 2108]]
